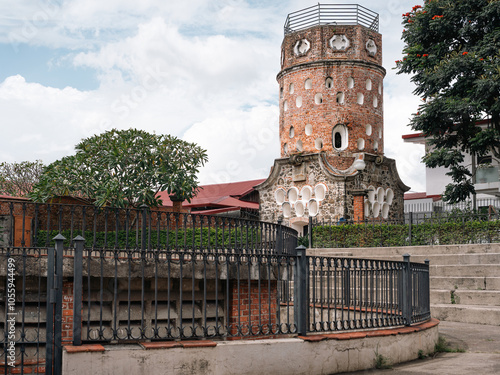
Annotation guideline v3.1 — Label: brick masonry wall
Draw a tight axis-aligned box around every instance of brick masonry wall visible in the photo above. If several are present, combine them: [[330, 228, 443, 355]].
[[62, 281, 75, 345], [278, 24, 385, 162], [228, 280, 278, 336]]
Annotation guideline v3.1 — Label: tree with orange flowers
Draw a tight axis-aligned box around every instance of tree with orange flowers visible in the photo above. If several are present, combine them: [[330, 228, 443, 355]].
[[396, 0, 500, 203]]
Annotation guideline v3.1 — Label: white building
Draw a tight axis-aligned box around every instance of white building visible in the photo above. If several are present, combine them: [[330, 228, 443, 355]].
[[403, 119, 500, 213]]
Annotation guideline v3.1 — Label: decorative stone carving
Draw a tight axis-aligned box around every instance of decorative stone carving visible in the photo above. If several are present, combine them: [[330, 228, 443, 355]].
[[329, 34, 350, 51], [292, 164, 306, 182], [293, 39, 310, 56], [366, 39, 377, 56]]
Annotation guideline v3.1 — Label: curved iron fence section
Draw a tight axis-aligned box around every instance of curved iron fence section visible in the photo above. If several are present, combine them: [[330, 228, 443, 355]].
[[77, 248, 298, 342], [284, 4, 379, 35], [0, 201, 298, 256]]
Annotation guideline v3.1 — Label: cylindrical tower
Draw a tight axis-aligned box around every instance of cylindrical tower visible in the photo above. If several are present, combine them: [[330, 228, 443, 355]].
[[278, 4, 385, 166], [256, 4, 409, 232]]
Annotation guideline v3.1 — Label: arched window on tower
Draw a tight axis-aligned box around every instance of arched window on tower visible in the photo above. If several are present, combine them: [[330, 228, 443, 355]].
[[332, 124, 348, 151]]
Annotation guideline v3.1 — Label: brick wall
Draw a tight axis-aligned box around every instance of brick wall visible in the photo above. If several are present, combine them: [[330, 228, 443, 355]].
[[228, 280, 278, 336], [277, 24, 385, 163]]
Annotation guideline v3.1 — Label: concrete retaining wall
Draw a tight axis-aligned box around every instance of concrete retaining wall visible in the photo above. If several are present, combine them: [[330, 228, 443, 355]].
[[62, 319, 439, 375]]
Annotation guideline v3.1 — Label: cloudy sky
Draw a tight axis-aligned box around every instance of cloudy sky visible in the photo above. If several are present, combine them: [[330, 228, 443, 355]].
[[0, 0, 425, 192]]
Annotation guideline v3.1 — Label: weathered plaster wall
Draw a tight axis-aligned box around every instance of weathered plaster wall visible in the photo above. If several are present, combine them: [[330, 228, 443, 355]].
[[62, 319, 439, 375]]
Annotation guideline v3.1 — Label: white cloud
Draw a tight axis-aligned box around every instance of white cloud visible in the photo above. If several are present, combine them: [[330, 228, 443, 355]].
[[0, 0, 428, 192], [183, 106, 280, 184], [0, 75, 91, 162]]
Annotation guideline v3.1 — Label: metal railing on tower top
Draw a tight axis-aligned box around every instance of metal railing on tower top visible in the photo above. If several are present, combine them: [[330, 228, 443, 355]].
[[284, 3, 379, 35]]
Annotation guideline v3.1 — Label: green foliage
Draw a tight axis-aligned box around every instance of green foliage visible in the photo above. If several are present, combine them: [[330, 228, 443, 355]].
[[35, 227, 260, 249], [434, 336, 466, 353], [298, 235, 309, 247], [374, 349, 392, 369], [30, 129, 208, 208], [396, 0, 500, 203], [0, 160, 45, 197], [312, 218, 500, 248]]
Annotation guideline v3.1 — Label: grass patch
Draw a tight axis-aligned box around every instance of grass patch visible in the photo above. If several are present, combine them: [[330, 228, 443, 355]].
[[374, 349, 392, 369], [434, 336, 466, 353], [418, 349, 428, 359]]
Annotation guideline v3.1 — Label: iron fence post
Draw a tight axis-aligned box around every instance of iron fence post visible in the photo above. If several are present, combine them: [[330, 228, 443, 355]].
[[45, 245, 55, 375], [277, 218, 283, 255], [402, 253, 412, 326], [408, 212, 413, 246], [73, 236, 84, 346], [308, 216, 313, 248], [424, 259, 431, 319], [54, 234, 65, 375], [294, 245, 308, 336], [140, 204, 148, 252]]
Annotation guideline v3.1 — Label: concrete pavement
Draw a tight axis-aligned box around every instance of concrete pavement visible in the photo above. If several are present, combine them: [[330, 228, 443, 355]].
[[341, 321, 500, 374]]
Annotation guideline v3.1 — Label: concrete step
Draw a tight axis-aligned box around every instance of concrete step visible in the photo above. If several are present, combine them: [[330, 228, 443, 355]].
[[431, 304, 500, 325], [311, 243, 500, 257], [430, 264, 500, 277], [431, 276, 500, 291], [431, 289, 500, 306]]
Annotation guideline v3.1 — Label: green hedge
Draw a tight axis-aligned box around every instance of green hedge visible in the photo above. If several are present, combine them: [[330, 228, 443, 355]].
[[312, 220, 500, 248], [36, 227, 261, 250]]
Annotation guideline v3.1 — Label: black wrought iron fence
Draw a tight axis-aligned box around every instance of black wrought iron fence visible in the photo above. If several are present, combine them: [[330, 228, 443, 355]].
[[289, 249, 430, 334], [0, 201, 431, 374], [68, 236, 298, 343], [0, 201, 297, 255]]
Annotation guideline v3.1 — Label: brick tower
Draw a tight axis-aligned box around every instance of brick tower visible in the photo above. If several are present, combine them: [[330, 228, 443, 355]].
[[256, 4, 409, 234]]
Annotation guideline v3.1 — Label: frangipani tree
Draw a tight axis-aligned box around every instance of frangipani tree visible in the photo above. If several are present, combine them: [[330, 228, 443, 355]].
[[30, 129, 208, 207]]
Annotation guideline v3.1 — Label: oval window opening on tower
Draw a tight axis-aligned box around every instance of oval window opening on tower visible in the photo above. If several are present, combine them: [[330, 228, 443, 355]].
[[305, 124, 313, 136], [315, 93, 323, 104], [315, 138, 323, 150], [332, 124, 348, 151], [336, 92, 344, 104], [366, 79, 372, 90], [289, 126, 295, 138], [325, 77, 333, 89], [289, 83, 294, 94], [347, 77, 354, 89], [366, 124, 372, 136], [357, 138, 365, 150], [305, 78, 312, 89]]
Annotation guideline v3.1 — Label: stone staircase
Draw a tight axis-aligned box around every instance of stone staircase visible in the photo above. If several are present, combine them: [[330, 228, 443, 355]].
[[308, 243, 500, 326]]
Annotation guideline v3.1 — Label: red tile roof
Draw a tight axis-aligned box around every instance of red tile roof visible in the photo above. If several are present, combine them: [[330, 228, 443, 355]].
[[157, 179, 265, 210]]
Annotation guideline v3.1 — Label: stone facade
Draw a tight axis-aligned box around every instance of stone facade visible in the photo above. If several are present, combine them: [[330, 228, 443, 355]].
[[257, 153, 408, 231], [256, 19, 409, 233]]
